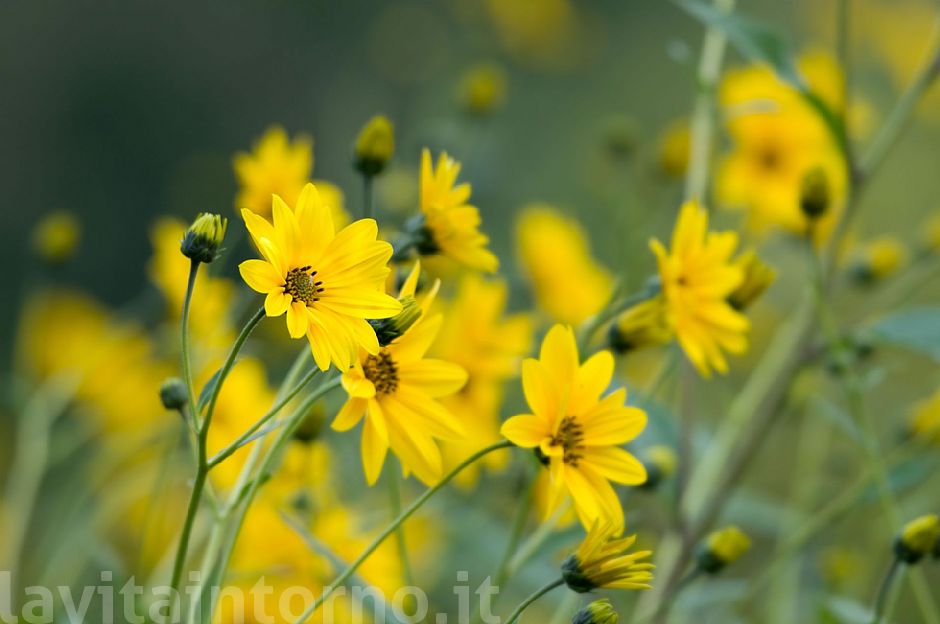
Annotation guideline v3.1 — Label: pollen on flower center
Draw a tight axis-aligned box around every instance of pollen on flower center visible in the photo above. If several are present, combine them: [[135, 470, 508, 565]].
[[284, 265, 324, 305], [551, 416, 585, 465], [363, 351, 399, 395]]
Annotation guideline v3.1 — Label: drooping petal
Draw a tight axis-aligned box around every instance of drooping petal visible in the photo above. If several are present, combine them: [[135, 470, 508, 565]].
[[286, 301, 308, 339], [500, 414, 549, 448], [265, 290, 291, 317], [239, 259, 283, 293]]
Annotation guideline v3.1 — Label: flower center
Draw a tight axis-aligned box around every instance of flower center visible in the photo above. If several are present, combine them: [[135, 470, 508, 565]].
[[551, 416, 585, 466], [363, 351, 399, 395], [284, 266, 323, 305]]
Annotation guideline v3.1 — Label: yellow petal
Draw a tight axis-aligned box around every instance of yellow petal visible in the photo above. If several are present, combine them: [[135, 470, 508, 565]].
[[397, 360, 468, 397], [362, 416, 388, 486], [333, 397, 366, 432], [580, 447, 648, 485], [265, 290, 290, 317], [239, 259, 283, 293], [501, 414, 549, 448], [286, 302, 308, 339]]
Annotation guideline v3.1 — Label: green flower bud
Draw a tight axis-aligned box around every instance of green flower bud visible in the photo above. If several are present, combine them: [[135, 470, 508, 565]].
[[572, 599, 618, 624], [159, 377, 189, 411], [894, 514, 940, 564], [639, 445, 678, 490], [697, 526, 750, 573], [368, 296, 422, 347], [800, 166, 830, 221], [181, 213, 227, 264], [354, 115, 394, 177]]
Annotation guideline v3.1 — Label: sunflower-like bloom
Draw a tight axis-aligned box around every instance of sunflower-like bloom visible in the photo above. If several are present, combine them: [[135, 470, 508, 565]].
[[650, 201, 749, 377], [333, 264, 469, 486], [562, 521, 654, 592], [414, 149, 499, 273], [501, 325, 647, 528], [238, 183, 402, 371]]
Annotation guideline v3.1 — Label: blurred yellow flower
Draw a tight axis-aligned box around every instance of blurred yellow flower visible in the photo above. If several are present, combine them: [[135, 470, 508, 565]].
[[651, 201, 748, 376], [716, 52, 849, 240], [31, 211, 81, 264], [897, 514, 940, 563], [354, 115, 395, 176], [909, 388, 940, 444], [728, 249, 776, 310], [699, 525, 751, 572], [333, 266, 468, 486], [458, 63, 508, 116], [920, 212, 940, 253], [432, 275, 533, 486], [562, 520, 654, 591], [501, 325, 647, 529], [239, 183, 401, 371], [414, 149, 499, 273], [484, 0, 589, 72], [608, 297, 672, 354], [516, 205, 612, 325], [234, 126, 312, 218], [657, 119, 690, 178]]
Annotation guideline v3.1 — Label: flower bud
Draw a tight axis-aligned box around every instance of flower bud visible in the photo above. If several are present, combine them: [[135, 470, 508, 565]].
[[657, 119, 690, 178], [894, 514, 940, 564], [697, 526, 750, 573], [354, 115, 394, 177], [181, 213, 227, 264], [458, 64, 507, 117], [728, 250, 775, 310], [159, 377, 189, 411], [850, 236, 907, 284], [572, 599, 618, 624], [639, 445, 677, 490], [800, 166, 830, 221], [608, 297, 672, 354], [32, 211, 81, 264], [368, 296, 422, 347]]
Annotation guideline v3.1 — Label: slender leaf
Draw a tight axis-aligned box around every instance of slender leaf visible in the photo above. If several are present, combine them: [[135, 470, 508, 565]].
[[869, 307, 940, 362]]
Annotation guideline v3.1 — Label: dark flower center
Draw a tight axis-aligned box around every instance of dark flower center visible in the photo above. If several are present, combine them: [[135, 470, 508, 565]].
[[550, 416, 585, 466], [363, 351, 399, 395], [284, 265, 324, 305]]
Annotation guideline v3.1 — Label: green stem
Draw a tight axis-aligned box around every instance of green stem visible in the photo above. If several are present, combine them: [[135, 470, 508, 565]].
[[199, 305, 265, 433], [494, 474, 536, 589], [207, 365, 320, 468], [293, 440, 514, 622], [180, 260, 200, 432], [504, 578, 565, 624], [871, 558, 901, 624], [385, 461, 415, 588], [169, 462, 207, 595], [577, 282, 656, 353]]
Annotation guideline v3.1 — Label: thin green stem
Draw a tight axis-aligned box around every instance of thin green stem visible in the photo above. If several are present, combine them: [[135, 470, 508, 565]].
[[504, 578, 565, 624], [180, 260, 200, 432], [169, 462, 207, 595], [293, 440, 514, 622], [494, 474, 536, 589], [385, 461, 414, 588], [871, 558, 901, 624], [207, 365, 320, 468], [199, 305, 266, 433]]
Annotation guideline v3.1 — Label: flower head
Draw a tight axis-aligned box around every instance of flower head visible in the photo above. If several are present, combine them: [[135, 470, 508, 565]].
[[354, 115, 395, 176], [572, 599, 619, 624], [407, 149, 499, 273], [850, 236, 908, 283], [562, 520, 654, 592], [333, 264, 469, 485], [238, 183, 401, 371], [32, 211, 81, 264], [799, 165, 831, 222], [501, 325, 647, 528], [457, 63, 508, 116], [650, 201, 749, 377], [181, 213, 227, 264], [234, 126, 312, 217], [698, 525, 751, 573], [895, 514, 940, 564]]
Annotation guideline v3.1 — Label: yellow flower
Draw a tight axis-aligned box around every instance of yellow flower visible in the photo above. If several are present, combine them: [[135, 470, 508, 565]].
[[572, 599, 619, 624], [410, 149, 498, 273], [234, 126, 312, 218], [238, 182, 402, 371], [562, 520, 654, 592], [657, 119, 690, 178], [516, 205, 612, 325], [457, 63, 508, 116], [851, 236, 908, 282], [32, 211, 81, 263], [501, 325, 647, 528], [650, 201, 749, 377], [333, 265, 469, 486], [716, 52, 848, 240], [432, 275, 533, 486], [896, 514, 940, 563], [699, 525, 751, 572], [818, 546, 864, 587], [909, 388, 940, 444], [354, 115, 395, 176]]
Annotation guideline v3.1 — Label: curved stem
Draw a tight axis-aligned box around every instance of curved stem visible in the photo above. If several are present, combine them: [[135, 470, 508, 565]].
[[207, 365, 320, 468], [293, 440, 514, 622], [871, 558, 901, 624], [504, 578, 565, 624]]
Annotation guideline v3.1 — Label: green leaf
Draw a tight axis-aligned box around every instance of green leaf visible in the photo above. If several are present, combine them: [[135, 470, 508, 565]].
[[823, 596, 876, 624], [196, 363, 232, 415], [869, 307, 940, 362]]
